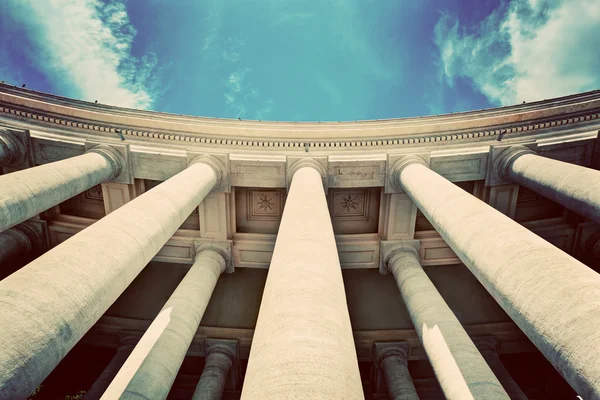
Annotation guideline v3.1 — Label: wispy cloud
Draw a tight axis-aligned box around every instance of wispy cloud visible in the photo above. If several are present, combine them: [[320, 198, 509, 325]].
[[434, 0, 600, 106], [6, 0, 161, 109]]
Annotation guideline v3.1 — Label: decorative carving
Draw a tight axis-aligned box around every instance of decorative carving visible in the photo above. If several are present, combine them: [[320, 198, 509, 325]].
[[248, 190, 283, 220], [332, 190, 368, 219], [84, 185, 104, 203], [2, 102, 598, 149]]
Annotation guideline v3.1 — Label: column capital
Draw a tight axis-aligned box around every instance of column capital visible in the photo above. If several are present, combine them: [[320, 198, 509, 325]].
[[374, 342, 409, 368], [85, 143, 130, 183], [486, 143, 537, 186], [386, 153, 429, 193], [379, 240, 420, 274], [194, 239, 233, 273], [286, 157, 328, 190], [205, 338, 238, 361], [188, 153, 230, 192], [0, 129, 27, 167], [12, 219, 49, 254], [472, 336, 499, 355]]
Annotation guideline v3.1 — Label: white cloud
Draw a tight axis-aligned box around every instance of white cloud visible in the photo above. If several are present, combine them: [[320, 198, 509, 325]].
[[255, 99, 274, 120], [7, 0, 160, 109], [434, 0, 600, 106]]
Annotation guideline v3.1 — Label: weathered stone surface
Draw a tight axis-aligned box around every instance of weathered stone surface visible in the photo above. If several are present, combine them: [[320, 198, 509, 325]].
[[393, 159, 600, 400], [385, 246, 509, 399], [241, 166, 363, 400], [0, 161, 218, 399], [101, 247, 226, 400], [501, 148, 600, 224], [0, 150, 120, 233], [192, 340, 236, 400], [374, 342, 419, 400]]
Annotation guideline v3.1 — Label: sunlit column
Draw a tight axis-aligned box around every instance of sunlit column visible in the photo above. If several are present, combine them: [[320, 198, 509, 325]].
[[241, 163, 363, 400], [384, 245, 508, 399], [0, 156, 222, 399], [0, 146, 122, 233], [499, 146, 600, 224], [102, 244, 228, 399], [390, 155, 600, 399]]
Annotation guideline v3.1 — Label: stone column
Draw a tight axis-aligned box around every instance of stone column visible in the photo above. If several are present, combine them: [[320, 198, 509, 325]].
[[384, 245, 508, 399], [475, 337, 528, 400], [0, 157, 222, 399], [374, 343, 419, 400], [390, 156, 600, 399], [0, 146, 122, 233], [0, 226, 32, 266], [0, 130, 23, 167], [102, 243, 228, 400], [83, 337, 137, 400], [499, 146, 600, 224], [0, 220, 46, 267], [241, 164, 363, 400], [192, 340, 237, 400]]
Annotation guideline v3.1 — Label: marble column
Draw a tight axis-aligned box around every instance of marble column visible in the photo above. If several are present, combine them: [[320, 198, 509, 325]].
[[0, 157, 221, 399], [102, 244, 228, 400], [0, 130, 22, 167], [390, 156, 600, 399], [0, 146, 122, 233], [241, 164, 363, 400], [385, 246, 508, 399], [374, 343, 419, 400], [83, 337, 137, 400], [475, 337, 528, 400], [499, 146, 600, 224], [192, 340, 236, 400]]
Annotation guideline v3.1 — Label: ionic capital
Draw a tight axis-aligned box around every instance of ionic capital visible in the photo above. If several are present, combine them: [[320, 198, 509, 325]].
[[386, 153, 429, 193], [380, 240, 420, 274], [188, 153, 230, 192], [194, 239, 233, 273], [0, 129, 26, 166]]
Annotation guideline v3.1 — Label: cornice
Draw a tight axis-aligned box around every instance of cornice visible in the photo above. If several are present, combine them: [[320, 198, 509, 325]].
[[1, 84, 600, 149]]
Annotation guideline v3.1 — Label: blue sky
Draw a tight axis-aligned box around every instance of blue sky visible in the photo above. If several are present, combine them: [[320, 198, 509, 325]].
[[0, 0, 599, 121]]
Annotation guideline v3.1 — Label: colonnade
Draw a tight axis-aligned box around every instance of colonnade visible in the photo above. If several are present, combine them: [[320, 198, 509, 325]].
[[0, 130, 599, 399]]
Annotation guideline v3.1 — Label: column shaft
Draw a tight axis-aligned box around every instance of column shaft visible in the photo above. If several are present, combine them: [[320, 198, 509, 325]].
[[0, 151, 119, 232], [102, 248, 225, 399], [0, 161, 218, 399], [381, 356, 419, 400], [192, 351, 233, 400], [83, 340, 136, 400], [395, 160, 600, 399], [241, 167, 363, 400], [504, 151, 600, 224], [482, 352, 528, 400], [0, 227, 31, 265], [388, 250, 508, 399]]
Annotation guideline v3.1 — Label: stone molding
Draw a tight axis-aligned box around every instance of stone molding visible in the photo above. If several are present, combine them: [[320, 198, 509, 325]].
[[286, 157, 328, 190], [379, 240, 420, 274], [2, 86, 600, 149], [194, 239, 234, 273], [485, 142, 538, 186], [0, 128, 31, 169], [187, 153, 230, 192], [85, 142, 132, 184], [372, 342, 410, 394], [204, 338, 239, 390], [13, 219, 49, 254], [386, 153, 430, 193]]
